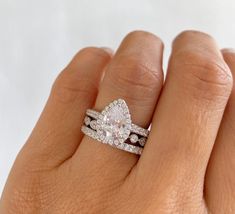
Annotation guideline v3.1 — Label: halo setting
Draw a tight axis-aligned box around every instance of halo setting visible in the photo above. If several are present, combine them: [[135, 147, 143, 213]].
[[81, 99, 149, 155], [96, 99, 131, 145]]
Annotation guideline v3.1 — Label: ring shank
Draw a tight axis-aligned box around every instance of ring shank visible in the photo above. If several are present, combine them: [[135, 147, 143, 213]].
[[82, 126, 143, 155]]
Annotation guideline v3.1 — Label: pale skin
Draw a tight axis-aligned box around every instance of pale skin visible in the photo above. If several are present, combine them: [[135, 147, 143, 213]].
[[0, 30, 235, 214]]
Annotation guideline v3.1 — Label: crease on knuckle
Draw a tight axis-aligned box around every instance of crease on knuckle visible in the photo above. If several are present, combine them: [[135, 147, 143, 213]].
[[107, 56, 162, 102], [51, 72, 98, 104], [172, 50, 233, 101]]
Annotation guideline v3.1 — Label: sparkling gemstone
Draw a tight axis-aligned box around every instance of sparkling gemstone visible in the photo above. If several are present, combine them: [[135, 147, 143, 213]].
[[114, 139, 120, 146], [139, 137, 146, 146], [130, 134, 138, 143], [84, 116, 91, 126], [90, 120, 97, 130], [97, 99, 131, 144]]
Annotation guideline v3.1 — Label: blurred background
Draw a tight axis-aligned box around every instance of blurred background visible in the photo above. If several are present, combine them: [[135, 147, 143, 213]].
[[0, 0, 235, 194]]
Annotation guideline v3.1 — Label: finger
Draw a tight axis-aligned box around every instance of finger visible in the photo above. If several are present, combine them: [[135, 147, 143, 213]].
[[138, 31, 233, 204], [205, 49, 235, 213], [75, 31, 164, 177], [18, 47, 112, 168]]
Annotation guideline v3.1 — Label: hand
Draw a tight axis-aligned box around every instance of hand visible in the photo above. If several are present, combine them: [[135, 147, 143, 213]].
[[0, 30, 235, 214]]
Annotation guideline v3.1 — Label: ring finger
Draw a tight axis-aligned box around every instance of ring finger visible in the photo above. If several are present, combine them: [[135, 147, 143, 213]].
[[74, 31, 164, 178]]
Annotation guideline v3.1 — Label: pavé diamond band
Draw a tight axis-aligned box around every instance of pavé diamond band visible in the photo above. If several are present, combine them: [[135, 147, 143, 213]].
[[81, 99, 149, 155]]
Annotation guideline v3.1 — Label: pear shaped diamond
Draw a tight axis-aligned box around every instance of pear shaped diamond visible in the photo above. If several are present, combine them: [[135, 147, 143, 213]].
[[96, 99, 132, 145]]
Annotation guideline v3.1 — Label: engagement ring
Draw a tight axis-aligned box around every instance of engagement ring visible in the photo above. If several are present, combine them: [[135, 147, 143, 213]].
[[81, 99, 149, 155]]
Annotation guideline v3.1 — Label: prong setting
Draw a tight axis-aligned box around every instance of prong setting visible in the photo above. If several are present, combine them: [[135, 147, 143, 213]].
[[82, 99, 149, 155]]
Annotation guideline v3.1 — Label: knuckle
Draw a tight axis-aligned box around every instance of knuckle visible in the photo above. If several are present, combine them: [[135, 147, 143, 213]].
[[51, 70, 97, 104], [74, 46, 111, 61], [107, 55, 162, 102], [171, 49, 233, 100], [124, 30, 163, 46], [51, 47, 110, 104], [174, 30, 213, 43]]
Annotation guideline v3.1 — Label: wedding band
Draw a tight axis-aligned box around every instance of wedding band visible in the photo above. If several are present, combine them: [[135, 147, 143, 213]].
[[81, 99, 149, 155]]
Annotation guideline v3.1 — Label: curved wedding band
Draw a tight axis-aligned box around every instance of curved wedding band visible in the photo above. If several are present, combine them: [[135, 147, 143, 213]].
[[81, 99, 149, 155]]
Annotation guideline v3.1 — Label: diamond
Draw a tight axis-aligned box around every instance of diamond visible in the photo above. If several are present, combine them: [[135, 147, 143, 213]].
[[96, 99, 132, 144], [90, 120, 97, 130], [129, 134, 138, 143], [114, 139, 120, 146], [139, 137, 146, 147], [84, 116, 91, 126]]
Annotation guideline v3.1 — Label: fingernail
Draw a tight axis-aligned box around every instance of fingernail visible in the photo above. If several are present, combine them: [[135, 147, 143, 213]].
[[100, 47, 114, 55]]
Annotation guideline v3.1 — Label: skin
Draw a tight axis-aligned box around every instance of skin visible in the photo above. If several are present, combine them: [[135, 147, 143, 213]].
[[0, 30, 235, 214]]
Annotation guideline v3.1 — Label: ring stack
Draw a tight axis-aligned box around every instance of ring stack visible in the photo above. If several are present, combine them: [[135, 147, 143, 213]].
[[81, 99, 149, 155]]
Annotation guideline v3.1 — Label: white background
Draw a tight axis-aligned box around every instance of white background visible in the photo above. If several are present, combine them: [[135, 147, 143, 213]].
[[0, 0, 235, 195]]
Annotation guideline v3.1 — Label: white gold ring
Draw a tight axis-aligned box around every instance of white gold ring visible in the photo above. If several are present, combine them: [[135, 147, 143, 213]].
[[81, 99, 149, 155]]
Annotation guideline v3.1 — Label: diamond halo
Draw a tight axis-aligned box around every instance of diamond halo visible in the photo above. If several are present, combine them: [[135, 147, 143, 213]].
[[82, 99, 149, 155]]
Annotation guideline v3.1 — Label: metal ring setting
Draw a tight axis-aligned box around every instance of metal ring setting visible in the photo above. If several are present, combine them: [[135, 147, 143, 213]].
[[81, 99, 149, 155]]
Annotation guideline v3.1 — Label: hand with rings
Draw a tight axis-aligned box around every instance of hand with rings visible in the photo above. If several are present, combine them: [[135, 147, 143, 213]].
[[1, 30, 235, 214]]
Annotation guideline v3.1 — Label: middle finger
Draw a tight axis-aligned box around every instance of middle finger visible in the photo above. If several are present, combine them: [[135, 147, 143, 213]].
[[139, 31, 233, 194]]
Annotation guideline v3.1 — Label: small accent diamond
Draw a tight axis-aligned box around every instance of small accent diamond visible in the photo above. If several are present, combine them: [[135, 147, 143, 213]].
[[84, 116, 91, 126], [139, 137, 146, 147], [90, 120, 97, 130], [130, 134, 138, 143]]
